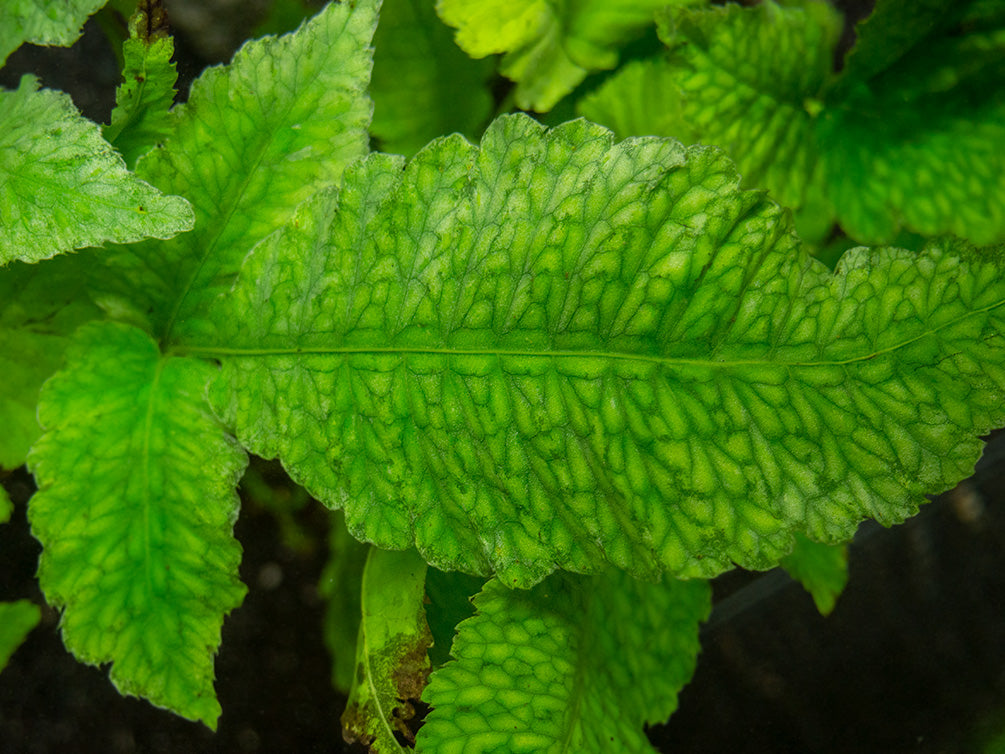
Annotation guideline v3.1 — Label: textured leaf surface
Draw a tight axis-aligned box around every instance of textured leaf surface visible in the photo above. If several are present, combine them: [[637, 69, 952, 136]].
[[418, 572, 710, 752], [342, 548, 431, 751], [371, 0, 493, 157], [205, 114, 1005, 587], [780, 532, 847, 615], [104, 0, 178, 169], [0, 0, 105, 66], [0, 254, 102, 469], [99, 0, 377, 341], [436, 0, 687, 111], [0, 600, 41, 673], [0, 76, 195, 264], [27, 321, 247, 728]]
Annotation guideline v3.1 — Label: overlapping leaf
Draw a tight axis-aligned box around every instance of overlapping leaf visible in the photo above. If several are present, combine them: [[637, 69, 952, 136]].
[[0, 76, 194, 264], [0, 254, 102, 469], [780, 533, 847, 615], [0, 0, 106, 66], [418, 572, 710, 752], [98, 0, 378, 341], [27, 321, 247, 728], [371, 0, 493, 157], [202, 114, 1005, 588], [320, 511, 370, 695]]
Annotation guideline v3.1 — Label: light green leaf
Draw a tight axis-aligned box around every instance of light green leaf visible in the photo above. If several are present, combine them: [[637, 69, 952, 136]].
[[202, 114, 1005, 587], [99, 0, 377, 341], [342, 547, 431, 751], [371, 0, 493, 157], [320, 510, 370, 695], [780, 532, 848, 615], [0, 76, 195, 265], [0, 0, 106, 66], [418, 572, 710, 752], [27, 321, 247, 728], [103, 0, 178, 169], [0, 600, 41, 673], [0, 254, 102, 469], [436, 0, 692, 112]]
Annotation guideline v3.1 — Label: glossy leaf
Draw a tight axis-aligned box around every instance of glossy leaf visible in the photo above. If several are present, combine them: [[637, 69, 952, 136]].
[[27, 321, 247, 728]]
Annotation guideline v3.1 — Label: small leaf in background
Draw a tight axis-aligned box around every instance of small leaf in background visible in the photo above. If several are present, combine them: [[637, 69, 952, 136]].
[[436, 0, 698, 112], [341, 547, 431, 752], [103, 0, 179, 169], [320, 510, 370, 695], [0, 254, 102, 469], [780, 532, 849, 615], [371, 0, 494, 157], [0, 76, 195, 265], [98, 0, 378, 342], [27, 321, 247, 728], [0, 0, 106, 66], [0, 483, 10, 523], [418, 572, 710, 752], [0, 600, 41, 673], [206, 113, 1005, 587]]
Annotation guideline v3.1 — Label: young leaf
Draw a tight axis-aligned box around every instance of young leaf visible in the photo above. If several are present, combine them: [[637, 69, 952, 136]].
[[0, 75, 195, 265], [780, 532, 848, 615], [370, 0, 493, 157], [103, 0, 178, 169], [0, 600, 41, 673], [98, 0, 378, 341], [436, 0, 693, 112], [0, 254, 102, 469], [417, 572, 711, 752], [0, 0, 106, 66], [26, 321, 247, 728], [342, 547, 432, 751], [202, 114, 1005, 588]]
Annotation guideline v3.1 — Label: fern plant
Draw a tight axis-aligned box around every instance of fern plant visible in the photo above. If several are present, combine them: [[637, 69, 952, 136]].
[[1, 0, 1004, 750]]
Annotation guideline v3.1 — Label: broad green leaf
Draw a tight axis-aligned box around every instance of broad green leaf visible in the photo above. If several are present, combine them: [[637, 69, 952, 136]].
[[780, 532, 848, 615], [0, 600, 41, 673], [0, 76, 195, 265], [0, 0, 106, 66], [99, 0, 377, 341], [371, 0, 494, 157], [342, 547, 431, 751], [0, 254, 102, 469], [27, 321, 247, 728], [320, 510, 370, 695], [436, 0, 692, 112], [203, 114, 1005, 587], [418, 572, 710, 752], [103, 0, 178, 169]]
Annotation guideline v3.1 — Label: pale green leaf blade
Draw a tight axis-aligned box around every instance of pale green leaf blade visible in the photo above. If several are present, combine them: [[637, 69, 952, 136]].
[[780, 532, 848, 615], [0, 76, 195, 265], [320, 510, 370, 695], [342, 548, 431, 751], [100, 0, 377, 341], [417, 573, 710, 752], [204, 114, 1005, 587], [0, 254, 102, 469], [371, 0, 493, 157], [436, 0, 691, 112], [0, 600, 41, 673], [103, 0, 178, 169], [26, 321, 247, 728], [0, 0, 106, 66]]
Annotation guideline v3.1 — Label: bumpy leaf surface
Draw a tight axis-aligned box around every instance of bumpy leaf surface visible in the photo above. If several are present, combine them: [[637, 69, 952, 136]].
[[0, 0, 105, 65], [0, 600, 41, 672], [204, 114, 1005, 587], [371, 0, 493, 157], [418, 572, 710, 752], [99, 0, 377, 341], [342, 548, 431, 751], [0, 76, 194, 264], [27, 321, 247, 728], [104, 0, 178, 169], [780, 532, 847, 615], [0, 254, 102, 469], [436, 0, 688, 111]]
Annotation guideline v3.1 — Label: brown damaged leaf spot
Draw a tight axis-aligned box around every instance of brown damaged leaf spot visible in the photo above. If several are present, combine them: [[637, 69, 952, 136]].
[[135, 0, 170, 42]]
